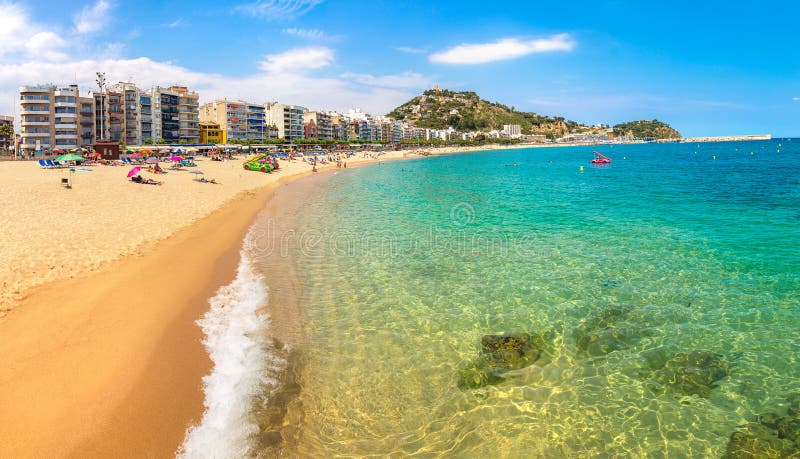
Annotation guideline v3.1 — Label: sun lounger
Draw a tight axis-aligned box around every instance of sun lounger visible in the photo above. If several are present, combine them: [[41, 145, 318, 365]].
[[53, 161, 65, 168], [45, 159, 59, 168], [38, 159, 49, 169]]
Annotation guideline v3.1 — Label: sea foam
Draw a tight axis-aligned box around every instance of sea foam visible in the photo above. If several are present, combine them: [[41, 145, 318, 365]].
[[177, 250, 283, 458]]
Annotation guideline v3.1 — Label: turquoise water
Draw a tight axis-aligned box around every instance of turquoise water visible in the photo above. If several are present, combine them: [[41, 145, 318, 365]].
[[278, 141, 800, 457]]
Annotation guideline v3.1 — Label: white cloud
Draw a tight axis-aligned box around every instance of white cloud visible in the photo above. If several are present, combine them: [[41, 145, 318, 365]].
[[235, 0, 323, 19], [282, 27, 341, 41], [0, 3, 27, 51], [792, 97, 800, 101], [395, 46, 427, 55], [25, 32, 69, 61], [429, 34, 576, 65], [257, 46, 333, 73], [164, 18, 185, 29], [341, 71, 431, 89], [73, 0, 112, 34]]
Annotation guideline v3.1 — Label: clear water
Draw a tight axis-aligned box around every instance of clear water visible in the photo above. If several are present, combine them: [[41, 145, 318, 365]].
[[272, 141, 800, 457]]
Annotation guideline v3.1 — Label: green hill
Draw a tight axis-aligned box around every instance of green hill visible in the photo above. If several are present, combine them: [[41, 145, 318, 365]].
[[387, 88, 589, 140], [612, 120, 681, 139]]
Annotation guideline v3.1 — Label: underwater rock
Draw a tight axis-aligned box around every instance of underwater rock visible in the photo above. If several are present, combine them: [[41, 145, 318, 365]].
[[777, 417, 800, 444], [576, 305, 633, 335], [760, 412, 783, 430], [457, 332, 544, 390], [641, 346, 671, 370], [480, 333, 541, 370], [650, 350, 729, 397], [457, 359, 508, 390], [723, 425, 795, 459], [573, 305, 636, 354], [577, 327, 645, 356], [788, 393, 800, 418]]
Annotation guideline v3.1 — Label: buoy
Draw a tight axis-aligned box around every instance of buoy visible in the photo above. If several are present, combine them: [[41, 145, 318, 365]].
[[712, 155, 717, 160], [750, 152, 754, 156], [580, 166, 584, 172], [623, 156, 627, 160]]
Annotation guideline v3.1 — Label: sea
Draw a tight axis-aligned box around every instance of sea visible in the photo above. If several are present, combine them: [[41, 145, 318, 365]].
[[179, 139, 799, 458]]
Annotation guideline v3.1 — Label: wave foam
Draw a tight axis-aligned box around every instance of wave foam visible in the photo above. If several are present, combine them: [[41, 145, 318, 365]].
[[177, 251, 283, 458]]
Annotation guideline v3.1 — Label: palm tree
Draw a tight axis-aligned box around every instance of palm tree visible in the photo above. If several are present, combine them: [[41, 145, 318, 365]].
[[0, 123, 13, 155]]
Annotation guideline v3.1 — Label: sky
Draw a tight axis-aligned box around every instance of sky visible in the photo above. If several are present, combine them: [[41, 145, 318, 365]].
[[1, 0, 798, 137]]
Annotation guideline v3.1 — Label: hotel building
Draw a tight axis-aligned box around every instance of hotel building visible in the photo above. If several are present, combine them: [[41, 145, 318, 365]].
[[19, 84, 89, 155], [151, 86, 199, 143], [265, 102, 305, 141], [199, 100, 268, 142], [302, 111, 333, 140]]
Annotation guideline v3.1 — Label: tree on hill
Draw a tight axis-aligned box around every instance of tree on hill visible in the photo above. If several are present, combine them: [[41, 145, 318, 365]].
[[613, 119, 681, 139]]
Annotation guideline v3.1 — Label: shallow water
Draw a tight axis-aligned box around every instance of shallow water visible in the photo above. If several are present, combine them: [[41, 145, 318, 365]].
[[218, 141, 799, 457]]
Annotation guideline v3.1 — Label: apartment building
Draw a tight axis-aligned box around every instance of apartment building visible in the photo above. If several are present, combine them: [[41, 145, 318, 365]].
[[265, 102, 305, 141], [200, 100, 268, 142], [151, 86, 199, 143], [19, 84, 87, 155], [303, 111, 333, 140]]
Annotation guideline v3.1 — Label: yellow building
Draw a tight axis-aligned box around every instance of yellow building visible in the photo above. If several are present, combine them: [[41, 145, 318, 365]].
[[199, 121, 226, 144]]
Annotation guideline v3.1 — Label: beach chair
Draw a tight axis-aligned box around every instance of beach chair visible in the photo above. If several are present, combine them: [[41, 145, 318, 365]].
[[121, 158, 130, 164], [53, 161, 65, 168], [45, 159, 58, 168], [38, 159, 49, 169]]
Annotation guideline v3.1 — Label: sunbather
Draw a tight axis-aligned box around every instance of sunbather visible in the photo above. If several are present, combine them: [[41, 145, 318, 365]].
[[199, 177, 218, 184], [131, 175, 162, 185]]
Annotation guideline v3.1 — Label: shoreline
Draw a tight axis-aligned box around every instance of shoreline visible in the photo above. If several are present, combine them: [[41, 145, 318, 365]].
[[0, 156, 394, 457]]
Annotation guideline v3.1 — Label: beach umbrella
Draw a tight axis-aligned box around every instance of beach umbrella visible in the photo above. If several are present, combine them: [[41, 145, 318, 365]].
[[87, 152, 101, 158], [56, 153, 84, 162], [190, 170, 204, 175], [130, 152, 143, 157], [169, 155, 183, 161], [127, 166, 142, 178], [145, 157, 159, 164], [139, 149, 153, 154]]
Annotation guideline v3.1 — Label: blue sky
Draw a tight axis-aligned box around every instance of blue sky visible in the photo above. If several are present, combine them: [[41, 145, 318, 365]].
[[1, 0, 798, 136]]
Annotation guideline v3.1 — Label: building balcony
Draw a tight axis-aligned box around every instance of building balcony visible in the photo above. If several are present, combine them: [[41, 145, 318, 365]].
[[55, 134, 78, 140], [20, 108, 51, 115], [55, 113, 77, 119], [54, 123, 76, 129], [21, 132, 50, 137], [81, 132, 93, 139], [21, 121, 50, 126], [55, 143, 79, 149], [54, 102, 77, 108]]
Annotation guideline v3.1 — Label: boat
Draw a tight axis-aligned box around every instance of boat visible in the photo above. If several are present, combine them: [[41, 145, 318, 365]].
[[590, 151, 611, 164]]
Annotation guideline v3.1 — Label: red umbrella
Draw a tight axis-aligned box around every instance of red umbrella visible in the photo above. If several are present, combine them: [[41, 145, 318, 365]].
[[87, 152, 101, 158], [130, 152, 143, 157], [127, 166, 142, 178], [169, 155, 183, 161]]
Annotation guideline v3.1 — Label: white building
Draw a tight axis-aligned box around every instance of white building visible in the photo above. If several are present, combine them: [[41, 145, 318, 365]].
[[266, 102, 305, 141], [502, 124, 522, 139], [19, 84, 91, 155]]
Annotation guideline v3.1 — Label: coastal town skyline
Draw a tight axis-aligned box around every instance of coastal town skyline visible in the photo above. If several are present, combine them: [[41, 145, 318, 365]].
[[1, 0, 799, 137]]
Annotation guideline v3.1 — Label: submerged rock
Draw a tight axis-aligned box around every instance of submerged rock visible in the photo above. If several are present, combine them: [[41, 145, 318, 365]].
[[649, 350, 729, 397], [788, 393, 800, 418], [723, 426, 794, 459], [457, 332, 545, 390], [573, 305, 638, 356]]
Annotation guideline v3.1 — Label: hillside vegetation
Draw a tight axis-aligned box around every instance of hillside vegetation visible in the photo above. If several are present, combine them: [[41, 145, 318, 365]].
[[387, 89, 589, 139], [613, 120, 681, 139]]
